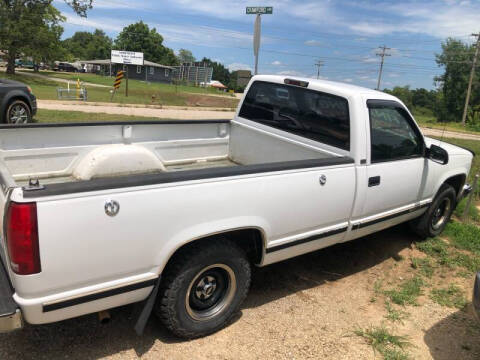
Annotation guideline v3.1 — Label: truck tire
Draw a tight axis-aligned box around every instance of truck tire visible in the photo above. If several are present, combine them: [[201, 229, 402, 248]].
[[5, 99, 31, 124], [410, 184, 456, 238], [155, 239, 251, 339]]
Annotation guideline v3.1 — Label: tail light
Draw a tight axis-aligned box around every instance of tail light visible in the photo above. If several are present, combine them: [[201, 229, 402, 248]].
[[5, 202, 41, 275]]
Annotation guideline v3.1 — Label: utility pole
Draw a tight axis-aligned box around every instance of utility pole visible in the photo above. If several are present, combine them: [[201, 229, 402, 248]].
[[315, 60, 324, 79], [461, 32, 480, 126], [376, 45, 391, 90]]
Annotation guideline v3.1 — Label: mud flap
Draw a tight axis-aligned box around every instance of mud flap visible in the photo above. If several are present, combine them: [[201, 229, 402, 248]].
[[134, 277, 161, 335]]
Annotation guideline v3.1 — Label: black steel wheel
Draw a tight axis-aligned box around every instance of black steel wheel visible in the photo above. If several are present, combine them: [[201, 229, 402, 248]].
[[155, 239, 251, 339], [410, 184, 456, 238]]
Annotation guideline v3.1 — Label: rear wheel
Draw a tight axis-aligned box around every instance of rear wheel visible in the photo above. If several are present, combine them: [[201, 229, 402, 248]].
[[155, 239, 251, 339], [5, 100, 31, 124], [410, 184, 456, 238]]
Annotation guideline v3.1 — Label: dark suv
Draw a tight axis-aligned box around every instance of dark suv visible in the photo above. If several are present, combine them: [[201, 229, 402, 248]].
[[0, 79, 37, 124]]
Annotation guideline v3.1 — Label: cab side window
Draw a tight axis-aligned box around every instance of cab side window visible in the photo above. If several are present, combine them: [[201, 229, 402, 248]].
[[369, 105, 423, 163]]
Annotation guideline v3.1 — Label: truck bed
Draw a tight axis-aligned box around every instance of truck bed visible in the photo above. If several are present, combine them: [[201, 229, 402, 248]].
[[0, 120, 342, 191]]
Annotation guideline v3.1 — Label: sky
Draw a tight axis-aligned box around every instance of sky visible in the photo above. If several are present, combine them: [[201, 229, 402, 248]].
[[53, 0, 480, 90]]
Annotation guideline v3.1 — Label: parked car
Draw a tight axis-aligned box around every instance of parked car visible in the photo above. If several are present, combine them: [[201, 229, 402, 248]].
[[0, 79, 37, 124], [0, 75, 473, 338], [53, 62, 83, 73]]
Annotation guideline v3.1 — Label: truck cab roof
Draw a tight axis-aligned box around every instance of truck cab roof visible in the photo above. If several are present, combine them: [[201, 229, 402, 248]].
[[249, 75, 399, 102]]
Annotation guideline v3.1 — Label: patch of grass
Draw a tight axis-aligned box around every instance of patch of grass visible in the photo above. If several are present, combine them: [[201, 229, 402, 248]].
[[443, 221, 480, 255], [33, 109, 169, 123], [355, 326, 410, 360], [454, 198, 480, 223], [411, 257, 435, 278], [416, 235, 480, 273], [430, 284, 467, 309], [416, 237, 449, 258], [450, 252, 480, 273], [384, 276, 424, 306], [385, 301, 409, 323]]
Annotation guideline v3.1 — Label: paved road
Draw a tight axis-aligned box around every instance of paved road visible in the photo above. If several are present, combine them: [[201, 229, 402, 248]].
[[36, 100, 480, 140]]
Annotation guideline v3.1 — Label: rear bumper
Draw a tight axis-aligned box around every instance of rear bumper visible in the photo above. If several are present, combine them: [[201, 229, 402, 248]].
[[0, 260, 22, 333]]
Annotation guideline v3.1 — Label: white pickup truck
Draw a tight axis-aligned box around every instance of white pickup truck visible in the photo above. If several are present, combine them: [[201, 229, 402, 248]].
[[0, 75, 474, 338]]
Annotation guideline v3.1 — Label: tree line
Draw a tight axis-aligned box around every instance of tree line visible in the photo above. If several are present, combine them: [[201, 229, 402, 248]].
[[384, 38, 479, 125]]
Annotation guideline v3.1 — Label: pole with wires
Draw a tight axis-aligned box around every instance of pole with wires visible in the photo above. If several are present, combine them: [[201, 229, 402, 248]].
[[315, 60, 324, 79], [376, 45, 391, 90], [461, 32, 480, 126]]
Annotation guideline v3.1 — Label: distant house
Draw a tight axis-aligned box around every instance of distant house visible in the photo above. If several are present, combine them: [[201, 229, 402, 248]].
[[80, 59, 175, 84]]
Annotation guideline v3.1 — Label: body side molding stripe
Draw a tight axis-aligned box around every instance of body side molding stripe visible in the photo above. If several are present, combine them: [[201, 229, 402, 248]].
[[42, 278, 158, 313], [351, 202, 431, 230], [265, 227, 348, 254]]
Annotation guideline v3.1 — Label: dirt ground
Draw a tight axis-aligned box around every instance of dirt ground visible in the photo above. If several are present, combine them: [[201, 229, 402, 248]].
[[0, 224, 478, 360]]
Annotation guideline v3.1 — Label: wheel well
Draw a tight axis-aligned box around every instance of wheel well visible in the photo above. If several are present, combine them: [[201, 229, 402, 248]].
[[444, 174, 466, 198], [163, 228, 265, 272]]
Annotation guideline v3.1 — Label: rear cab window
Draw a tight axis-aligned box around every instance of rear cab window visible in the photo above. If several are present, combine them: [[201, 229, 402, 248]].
[[239, 81, 350, 150]]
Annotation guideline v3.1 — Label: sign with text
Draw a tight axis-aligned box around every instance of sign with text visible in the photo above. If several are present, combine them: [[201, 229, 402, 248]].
[[111, 50, 144, 65], [246, 6, 273, 14]]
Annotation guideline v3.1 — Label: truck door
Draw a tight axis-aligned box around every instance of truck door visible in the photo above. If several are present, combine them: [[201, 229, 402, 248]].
[[352, 99, 429, 234]]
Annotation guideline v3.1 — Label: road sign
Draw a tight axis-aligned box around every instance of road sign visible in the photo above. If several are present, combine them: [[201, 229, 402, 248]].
[[246, 6, 273, 14], [111, 50, 144, 65], [113, 70, 124, 89]]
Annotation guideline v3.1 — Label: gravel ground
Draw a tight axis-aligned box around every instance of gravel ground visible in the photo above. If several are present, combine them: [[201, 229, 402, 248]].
[[1, 224, 479, 359]]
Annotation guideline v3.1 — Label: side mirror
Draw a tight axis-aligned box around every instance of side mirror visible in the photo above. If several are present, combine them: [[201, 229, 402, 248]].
[[427, 144, 449, 165]]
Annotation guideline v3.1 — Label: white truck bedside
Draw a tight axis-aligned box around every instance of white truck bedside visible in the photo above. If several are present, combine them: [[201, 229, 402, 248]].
[[0, 75, 474, 338]]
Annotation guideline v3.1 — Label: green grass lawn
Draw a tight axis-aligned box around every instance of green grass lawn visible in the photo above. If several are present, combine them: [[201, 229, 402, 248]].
[[33, 109, 169, 123], [1, 71, 239, 108]]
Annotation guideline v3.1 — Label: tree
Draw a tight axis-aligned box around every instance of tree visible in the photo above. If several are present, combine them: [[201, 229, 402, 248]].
[[201, 57, 230, 86], [435, 38, 478, 122], [114, 21, 178, 66], [0, 0, 91, 74], [177, 49, 195, 64], [24, 5, 65, 71], [63, 29, 112, 60], [383, 86, 414, 109]]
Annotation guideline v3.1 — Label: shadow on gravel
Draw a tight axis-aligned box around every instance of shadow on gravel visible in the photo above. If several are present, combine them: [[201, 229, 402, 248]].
[[244, 223, 416, 309], [0, 224, 416, 360], [424, 304, 480, 360]]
